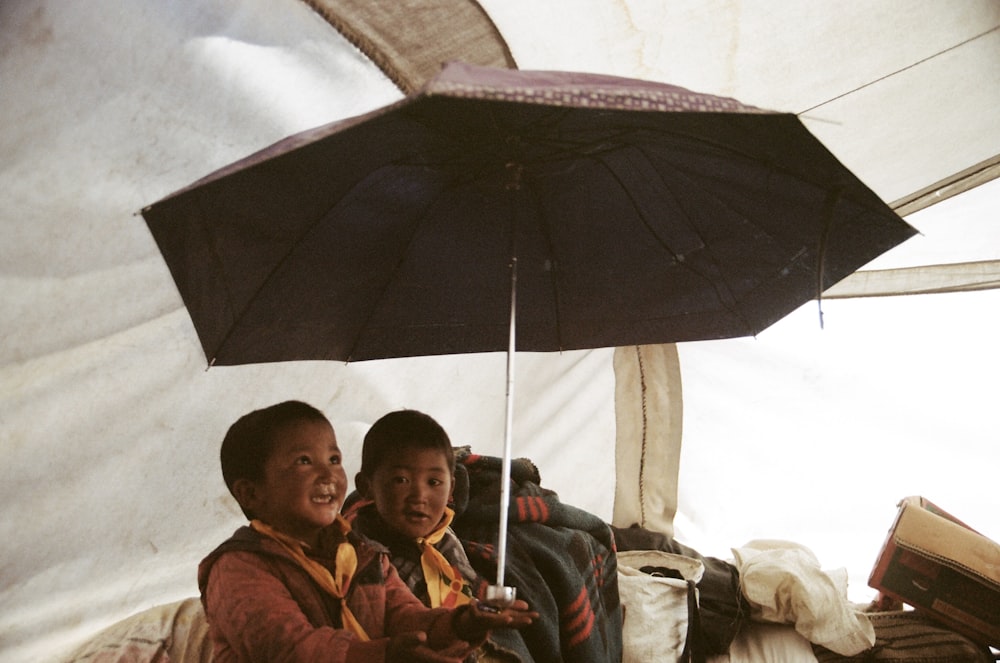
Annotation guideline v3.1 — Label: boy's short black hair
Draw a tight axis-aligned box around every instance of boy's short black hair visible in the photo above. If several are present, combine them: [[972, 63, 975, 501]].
[[220, 400, 330, 516], [360, 409, 455, 478]]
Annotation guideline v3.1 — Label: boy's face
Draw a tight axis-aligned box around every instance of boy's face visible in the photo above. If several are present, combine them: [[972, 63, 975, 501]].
[[361, 445, 454, 540], [238, 418, 347, 547]]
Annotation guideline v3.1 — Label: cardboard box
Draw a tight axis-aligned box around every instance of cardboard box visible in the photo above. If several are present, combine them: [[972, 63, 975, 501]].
[[869, 496, 1000, 647]]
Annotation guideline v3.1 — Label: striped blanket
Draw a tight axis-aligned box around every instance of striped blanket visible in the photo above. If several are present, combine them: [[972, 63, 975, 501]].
[[452, 452, 623, 663]]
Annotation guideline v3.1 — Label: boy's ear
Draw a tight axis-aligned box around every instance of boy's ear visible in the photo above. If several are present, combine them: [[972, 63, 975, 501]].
[[354, 472, 371, 498], [231, 478, 258, 513]]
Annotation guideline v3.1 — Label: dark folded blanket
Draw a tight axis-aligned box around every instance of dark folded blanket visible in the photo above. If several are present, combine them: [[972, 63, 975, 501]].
[[453, 452, 624, 663]]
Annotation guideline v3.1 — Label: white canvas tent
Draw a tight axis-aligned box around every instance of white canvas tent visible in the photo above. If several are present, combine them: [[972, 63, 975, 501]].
[[2, 1, 998, 661]]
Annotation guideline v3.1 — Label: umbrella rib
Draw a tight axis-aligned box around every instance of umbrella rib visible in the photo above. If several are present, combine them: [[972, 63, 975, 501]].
[[815, 186, 841, 329], [609, 127, 854, 335], [204, 212, 332, 364], [189, 211, 240, 365], [592, 146, 759, 333], [340, 177, 456, 362], [630, 131, 860, 282], [204, 165, 453, 363], [520, 171, 567, 351]]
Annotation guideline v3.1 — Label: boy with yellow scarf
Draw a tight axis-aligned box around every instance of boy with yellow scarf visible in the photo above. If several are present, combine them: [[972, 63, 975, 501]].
[[348, 409, 536, 663]]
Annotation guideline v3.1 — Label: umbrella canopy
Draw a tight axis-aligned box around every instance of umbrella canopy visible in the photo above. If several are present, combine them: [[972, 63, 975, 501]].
[[141, 61, 916, 366]]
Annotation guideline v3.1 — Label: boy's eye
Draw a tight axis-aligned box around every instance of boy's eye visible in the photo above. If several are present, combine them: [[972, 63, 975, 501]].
[[392, 476, 409, 485], [329, 455, 341, 465], [428, 478, 443, 487], [295, 456, 312, 465]]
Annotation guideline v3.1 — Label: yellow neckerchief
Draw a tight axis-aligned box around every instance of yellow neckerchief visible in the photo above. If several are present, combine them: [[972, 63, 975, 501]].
[[251, 516, 370, 641], [416, 507, 472, 608]]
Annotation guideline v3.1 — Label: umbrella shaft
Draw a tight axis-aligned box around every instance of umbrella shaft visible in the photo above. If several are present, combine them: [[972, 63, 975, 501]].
[[495, 257, 517, 588]]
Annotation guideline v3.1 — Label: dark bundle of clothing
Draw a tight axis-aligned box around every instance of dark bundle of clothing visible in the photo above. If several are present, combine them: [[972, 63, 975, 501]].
[[612, 524, 750, 657], [452, 451, 624, 663]]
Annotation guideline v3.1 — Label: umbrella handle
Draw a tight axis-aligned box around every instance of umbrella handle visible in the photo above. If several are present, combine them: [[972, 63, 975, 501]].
[[482, 584, 517, 612]]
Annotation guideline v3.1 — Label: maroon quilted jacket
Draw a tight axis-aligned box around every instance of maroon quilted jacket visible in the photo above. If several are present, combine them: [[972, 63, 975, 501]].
[[198, 525, 482, 663]]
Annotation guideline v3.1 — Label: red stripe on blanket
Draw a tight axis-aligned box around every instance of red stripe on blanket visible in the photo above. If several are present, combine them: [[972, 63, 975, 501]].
[[464, 541, 496, 562], [562, 587, 596, 647], [515, 496, 549, 523]]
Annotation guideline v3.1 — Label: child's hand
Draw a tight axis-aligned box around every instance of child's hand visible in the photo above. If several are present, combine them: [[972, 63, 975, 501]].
[[387, 631, 469, 663], [455, 599, 539, 640]]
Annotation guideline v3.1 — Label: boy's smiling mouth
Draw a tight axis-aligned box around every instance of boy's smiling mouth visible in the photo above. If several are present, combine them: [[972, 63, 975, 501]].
[[311, 487, 339, 505]]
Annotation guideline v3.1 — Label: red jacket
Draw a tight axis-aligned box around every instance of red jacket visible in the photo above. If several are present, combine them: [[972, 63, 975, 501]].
[[198, 526, 482, 663]]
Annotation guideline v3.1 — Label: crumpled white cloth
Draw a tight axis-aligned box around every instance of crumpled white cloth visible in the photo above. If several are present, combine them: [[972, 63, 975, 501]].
[[732, 540, 875, 656]]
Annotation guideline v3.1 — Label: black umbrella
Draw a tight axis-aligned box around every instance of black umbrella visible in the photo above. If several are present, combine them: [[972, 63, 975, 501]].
[[142, 61, 916, 596]]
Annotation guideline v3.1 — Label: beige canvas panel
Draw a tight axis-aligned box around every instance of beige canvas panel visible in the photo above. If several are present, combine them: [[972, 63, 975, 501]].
[[304, 0, 517, 93], [824, 260, 1000, 299], [613, 344, 684, 535]]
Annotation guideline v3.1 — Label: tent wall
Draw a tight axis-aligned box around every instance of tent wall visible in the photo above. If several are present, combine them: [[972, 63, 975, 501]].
[[0, 3, 622, 660]]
